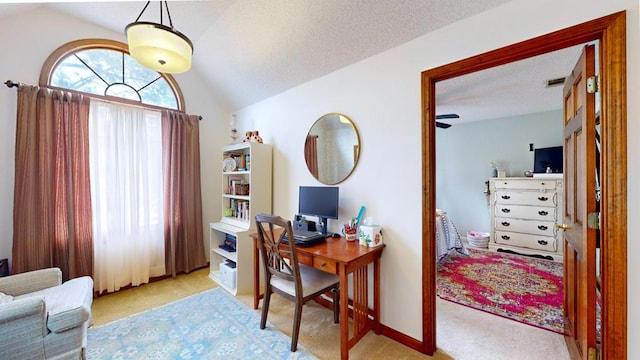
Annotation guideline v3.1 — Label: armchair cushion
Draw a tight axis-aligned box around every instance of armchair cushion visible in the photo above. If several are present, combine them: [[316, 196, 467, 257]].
[[0, 268, 62, 296], [15, 276, 93, 333]]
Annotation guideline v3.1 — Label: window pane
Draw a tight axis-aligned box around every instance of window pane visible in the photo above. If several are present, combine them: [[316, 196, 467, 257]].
[[105, 84, 141, 102], [52, 55, 108, 96], [140, 78, 178, 109], [124, 56, 161, 89], [76, 49, 123, 85], [51, 46, 179, 110]]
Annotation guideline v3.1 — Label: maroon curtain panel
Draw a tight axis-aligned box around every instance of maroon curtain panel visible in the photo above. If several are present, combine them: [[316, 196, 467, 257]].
[[12, 85, 93, 280], [162, 110, 207, 277], [304, 135, 319, 178]]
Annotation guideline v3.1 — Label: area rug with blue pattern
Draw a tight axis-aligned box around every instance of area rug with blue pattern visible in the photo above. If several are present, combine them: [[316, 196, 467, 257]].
[[86, 288, 318, 360]]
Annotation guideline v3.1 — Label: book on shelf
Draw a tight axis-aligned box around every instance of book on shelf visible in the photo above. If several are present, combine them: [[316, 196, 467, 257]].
[[227, 199, 250, 221], [219, 234, 237, 252]]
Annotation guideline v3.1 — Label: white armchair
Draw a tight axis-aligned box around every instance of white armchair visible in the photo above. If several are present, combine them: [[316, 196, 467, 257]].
[[0, 268, 93, 360]]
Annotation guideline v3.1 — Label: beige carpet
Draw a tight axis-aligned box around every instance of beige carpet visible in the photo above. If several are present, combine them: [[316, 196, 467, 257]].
[[91, 267, 570, 360]]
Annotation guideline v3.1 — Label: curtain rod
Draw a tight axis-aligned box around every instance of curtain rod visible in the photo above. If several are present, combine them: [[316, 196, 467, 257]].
[[5, 80, 20, 88], [4, 80, 202, 120]]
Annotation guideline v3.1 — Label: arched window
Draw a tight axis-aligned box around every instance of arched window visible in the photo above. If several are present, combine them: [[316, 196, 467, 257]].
[[40, 39, 185, 111]]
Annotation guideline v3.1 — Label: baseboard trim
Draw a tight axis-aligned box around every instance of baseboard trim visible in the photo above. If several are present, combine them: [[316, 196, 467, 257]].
[[380, 324, 425, 353], [314, 295, 427, 354]]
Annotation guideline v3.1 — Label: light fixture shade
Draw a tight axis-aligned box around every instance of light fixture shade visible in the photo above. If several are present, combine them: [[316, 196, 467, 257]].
[[126, 22, 193, 73]]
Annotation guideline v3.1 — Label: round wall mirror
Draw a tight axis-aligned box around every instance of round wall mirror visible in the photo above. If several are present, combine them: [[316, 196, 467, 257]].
[[304, 113, 361, 185]]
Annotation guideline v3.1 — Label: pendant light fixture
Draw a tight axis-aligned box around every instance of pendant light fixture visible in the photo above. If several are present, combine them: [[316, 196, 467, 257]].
[[125, 1, 193, 74]]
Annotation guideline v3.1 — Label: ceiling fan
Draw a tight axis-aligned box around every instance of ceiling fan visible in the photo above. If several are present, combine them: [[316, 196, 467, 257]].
[[436, 114, 460, 129]]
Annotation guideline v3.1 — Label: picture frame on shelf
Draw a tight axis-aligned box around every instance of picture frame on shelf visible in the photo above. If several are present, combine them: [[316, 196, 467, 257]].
[[223, 157, 236, 172]]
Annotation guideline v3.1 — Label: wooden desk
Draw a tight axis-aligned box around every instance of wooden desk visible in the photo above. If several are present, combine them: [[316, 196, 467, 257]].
[[250, 229, 385, 360]]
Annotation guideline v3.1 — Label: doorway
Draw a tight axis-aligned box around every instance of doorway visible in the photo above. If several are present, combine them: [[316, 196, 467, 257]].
[[421, 11, 627, 360], [433, 42, 591, 338]]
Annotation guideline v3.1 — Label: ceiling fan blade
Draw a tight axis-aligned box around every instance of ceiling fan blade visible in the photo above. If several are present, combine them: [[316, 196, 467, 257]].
[[435, 113, 460, 120], [435, 113, 458, 129]]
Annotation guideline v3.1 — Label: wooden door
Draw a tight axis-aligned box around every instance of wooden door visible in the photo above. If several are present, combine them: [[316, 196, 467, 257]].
[[562, 44, 598, 360]]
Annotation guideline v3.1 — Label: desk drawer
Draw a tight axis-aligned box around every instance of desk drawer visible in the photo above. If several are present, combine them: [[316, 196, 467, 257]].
[[297, 252, 313, 266], [313, 257, 337, 274]]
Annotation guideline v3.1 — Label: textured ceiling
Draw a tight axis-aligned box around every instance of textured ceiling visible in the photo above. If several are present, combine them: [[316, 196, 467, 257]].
[[0, 1, 584, 123], [437, 44, 585, 124]]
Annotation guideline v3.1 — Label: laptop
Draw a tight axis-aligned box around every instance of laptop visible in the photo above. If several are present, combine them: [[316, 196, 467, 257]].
[[283, 229, 326, 247]]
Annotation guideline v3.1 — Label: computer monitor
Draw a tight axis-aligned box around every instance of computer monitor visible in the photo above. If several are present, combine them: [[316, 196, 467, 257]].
[[298, 186, 339, 235], [533, 146, 563, 173]]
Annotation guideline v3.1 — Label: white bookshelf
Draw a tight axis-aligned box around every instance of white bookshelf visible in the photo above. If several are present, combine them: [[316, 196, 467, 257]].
[[209, 142, 272, 295]]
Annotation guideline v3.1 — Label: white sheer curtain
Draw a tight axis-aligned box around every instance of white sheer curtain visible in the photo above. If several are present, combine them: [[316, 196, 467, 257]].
[[89, 100, 165, 293]]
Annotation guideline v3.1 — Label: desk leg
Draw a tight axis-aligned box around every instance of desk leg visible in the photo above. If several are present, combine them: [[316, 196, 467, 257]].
[[339, 264, 349, 360], [352, 266, 370, 340], [373, 256, 381, 334], [253, 244, 260, 310]]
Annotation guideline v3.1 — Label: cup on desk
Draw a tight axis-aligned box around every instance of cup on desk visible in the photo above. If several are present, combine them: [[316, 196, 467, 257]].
[[342, 226, 358, 242]]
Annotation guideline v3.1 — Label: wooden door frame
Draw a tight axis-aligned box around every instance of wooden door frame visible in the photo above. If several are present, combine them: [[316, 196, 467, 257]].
[[421, 11, 627, 360]]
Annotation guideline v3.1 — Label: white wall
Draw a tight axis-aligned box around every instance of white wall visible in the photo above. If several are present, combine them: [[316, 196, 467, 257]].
[[234, 0, 640, 354], [436, 110, 563, 236], [0, 7, 232, 270]]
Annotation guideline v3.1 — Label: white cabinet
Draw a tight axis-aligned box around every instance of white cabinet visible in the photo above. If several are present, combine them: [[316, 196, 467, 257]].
[[209, 142, 272, 294], [488, 177, 563, 262]]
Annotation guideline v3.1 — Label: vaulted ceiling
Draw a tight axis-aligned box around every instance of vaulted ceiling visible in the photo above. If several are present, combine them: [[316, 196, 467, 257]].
[[0, 1, 583, 123]]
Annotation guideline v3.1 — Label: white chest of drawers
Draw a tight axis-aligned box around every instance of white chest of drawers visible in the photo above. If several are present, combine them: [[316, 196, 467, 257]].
[[488, 177, 564, 262]]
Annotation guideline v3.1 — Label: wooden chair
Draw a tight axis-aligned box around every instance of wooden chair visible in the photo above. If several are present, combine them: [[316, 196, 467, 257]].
[[254, 213, 340, 352]]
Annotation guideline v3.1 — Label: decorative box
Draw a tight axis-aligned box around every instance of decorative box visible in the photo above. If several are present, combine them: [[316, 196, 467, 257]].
[[234, 183, 250, 195], [358, 225, 383, 247]]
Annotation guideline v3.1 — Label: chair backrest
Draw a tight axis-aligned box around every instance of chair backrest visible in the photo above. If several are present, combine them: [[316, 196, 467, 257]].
[[254, 214, 302, 294]]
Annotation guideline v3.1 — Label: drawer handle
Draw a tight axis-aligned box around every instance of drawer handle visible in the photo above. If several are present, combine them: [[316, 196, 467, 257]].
[[319, 262, 326, 268], [538, 240, 548, 245], [501, 235, 510, 240], [538, 210, 549, 216], [538, 196, 549, 201], [501, 195, 511, 199], [538, 225, 548, 230], [501, 221, 510, 226], [501, 208, 511, 213]]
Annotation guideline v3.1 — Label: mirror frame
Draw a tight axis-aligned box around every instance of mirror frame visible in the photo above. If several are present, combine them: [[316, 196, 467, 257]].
[[304, 113, 361, 185]]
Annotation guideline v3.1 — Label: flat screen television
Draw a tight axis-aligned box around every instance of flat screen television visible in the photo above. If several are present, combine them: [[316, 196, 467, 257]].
[[533, 146, 563, 173], [298, 186, 339, 235]]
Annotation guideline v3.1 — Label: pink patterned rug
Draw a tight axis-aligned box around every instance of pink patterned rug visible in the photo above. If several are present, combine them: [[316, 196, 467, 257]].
[[437, 248, 565, 334]]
